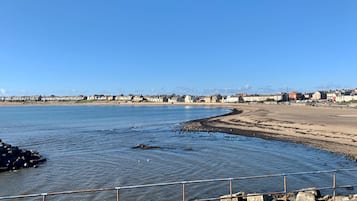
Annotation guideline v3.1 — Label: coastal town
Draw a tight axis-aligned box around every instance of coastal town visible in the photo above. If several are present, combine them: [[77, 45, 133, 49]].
[[1, 88, 357, 106]]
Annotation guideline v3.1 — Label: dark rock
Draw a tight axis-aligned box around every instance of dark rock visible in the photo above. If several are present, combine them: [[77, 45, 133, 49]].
[[0, 139, 46, 173], [184, 147, 193, 151], [132, 144, 161, 150]]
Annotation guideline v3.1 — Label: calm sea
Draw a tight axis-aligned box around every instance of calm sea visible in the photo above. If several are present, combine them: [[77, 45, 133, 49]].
[[0, 106, 356, 201]]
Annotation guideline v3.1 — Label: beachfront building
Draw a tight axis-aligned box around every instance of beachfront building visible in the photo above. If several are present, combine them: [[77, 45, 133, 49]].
[[303, 93, 313, 100], [335, 90, 357, 103], [243, 94, 287, 103], [203, 95, 221, 103], [87, 95, 107, 101], [144, 96, 166, 103], [327, 92, 339, 102], [312, 91, 327, 101], [289, 92, 303, 101], [224, 96, 240, 103], [335, 95, 357, 103], [115, 95, 133, 102], [184, 95, 193, 103], [212, 95, 221, 103], [2, 96, 41, 102], [203, 96, 212, 103], [132, 96, 144, 102], [41, 96, 86, 102], [106, 96, 116, 101], [167, 96, 178, 103], [194, 96, 204, 103]]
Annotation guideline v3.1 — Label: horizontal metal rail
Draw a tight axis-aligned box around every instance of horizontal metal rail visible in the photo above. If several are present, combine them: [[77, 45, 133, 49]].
[[0, 168, 356, 200]]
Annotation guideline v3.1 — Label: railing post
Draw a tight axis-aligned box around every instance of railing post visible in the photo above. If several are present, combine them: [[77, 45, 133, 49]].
[[182, 182, 186, 201], [115, 187, 120, 201], [333, 172, 337, 200], [283, 175, 287, 201], [41, 193, 47, 201], [229, 178, 233, 201]]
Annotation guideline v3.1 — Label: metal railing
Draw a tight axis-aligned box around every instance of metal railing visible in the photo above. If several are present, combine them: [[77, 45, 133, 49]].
[[1, 168, 357, 201]]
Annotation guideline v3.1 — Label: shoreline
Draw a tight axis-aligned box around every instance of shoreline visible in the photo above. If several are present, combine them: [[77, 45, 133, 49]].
[[2, 101, 357, 161], [182, 104, 357, 162]]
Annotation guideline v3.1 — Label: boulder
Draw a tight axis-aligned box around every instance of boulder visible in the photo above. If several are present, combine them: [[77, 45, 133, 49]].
[[247, 194, 274, 201], [318, 195, 331, 201], [326, 195, 357, 201], [220, 192, 246, 201], [296, 189, 321, 201], [296, 192, 316, 201]]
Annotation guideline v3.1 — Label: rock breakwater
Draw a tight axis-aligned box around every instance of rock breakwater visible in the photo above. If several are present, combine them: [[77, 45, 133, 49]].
[[0, 139, 46, 172], [219, 189, 357, 201]]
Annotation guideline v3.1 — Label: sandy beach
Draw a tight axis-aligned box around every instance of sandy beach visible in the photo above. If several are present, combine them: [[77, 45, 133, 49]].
[[182, 104, 357, 161]]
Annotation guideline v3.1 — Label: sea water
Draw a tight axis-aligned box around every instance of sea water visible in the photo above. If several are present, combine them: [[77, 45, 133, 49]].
[[0, 106, 356, 201]]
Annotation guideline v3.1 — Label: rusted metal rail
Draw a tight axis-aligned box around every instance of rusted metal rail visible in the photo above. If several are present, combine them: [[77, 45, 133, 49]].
[[0, 168, 356, 200]]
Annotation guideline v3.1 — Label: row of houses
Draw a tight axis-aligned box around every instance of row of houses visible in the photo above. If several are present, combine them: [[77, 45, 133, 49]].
[[0, 96, 87, 102], [288, 89, 357, 103], [1, 88, 356, 104]]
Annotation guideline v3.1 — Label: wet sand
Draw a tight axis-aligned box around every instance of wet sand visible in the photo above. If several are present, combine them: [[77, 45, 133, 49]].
[[182, 104, 357, 161]]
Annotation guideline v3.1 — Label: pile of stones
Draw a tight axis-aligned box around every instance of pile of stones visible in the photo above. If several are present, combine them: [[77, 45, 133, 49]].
[[219, 189, 357, 201], [0, 139, 46, 172]]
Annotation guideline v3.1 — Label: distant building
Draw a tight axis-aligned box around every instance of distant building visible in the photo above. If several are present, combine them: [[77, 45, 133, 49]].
[[289, 92, 303, 101], [3, 96, 41, 102], [106, 96, 116, 101], [303, 93, 313, 100], [204, 96, 212, 103], [132, 96, 144, 102], [184, 95, 193, 103], [224, 96, 240, 103], [312, 91, 327, 100], [327, 92, 338, 102], [87, 95, 106, 101], [335, 91, 357, 102], [203, 95, 220, 103], [115, 95, 133, 102], [41, 96, 86, 101], [243, 94, 286, 102], [144, 96, 165, 103], [212, 95, 221, 103], [168, 96, 179, 103]]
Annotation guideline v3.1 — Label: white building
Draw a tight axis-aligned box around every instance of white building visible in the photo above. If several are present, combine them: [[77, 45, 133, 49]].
[[243, 94, 284, 102], [336, 95, 357, 103], [184, 95, 193, 103], [145, 96, 164, 103], [224, 96, 240, 103], [312, 91, 327, 100], [115, 95, 133, 102], [41, 96, 85, 101]]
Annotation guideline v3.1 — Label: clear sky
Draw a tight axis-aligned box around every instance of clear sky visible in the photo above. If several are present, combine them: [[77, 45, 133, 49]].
[[0, 0, 356, 96]]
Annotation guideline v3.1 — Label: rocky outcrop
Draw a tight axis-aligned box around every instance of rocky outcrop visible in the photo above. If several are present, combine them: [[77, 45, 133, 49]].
[[0, 139, 46, 172]]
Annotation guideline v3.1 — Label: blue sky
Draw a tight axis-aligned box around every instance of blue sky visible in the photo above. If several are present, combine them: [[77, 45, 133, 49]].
[[0, 0, 356, 96]]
